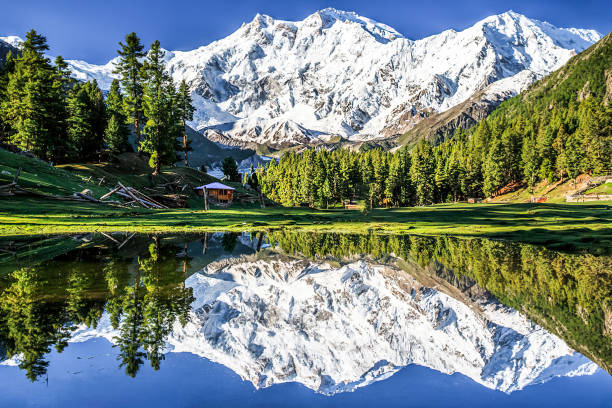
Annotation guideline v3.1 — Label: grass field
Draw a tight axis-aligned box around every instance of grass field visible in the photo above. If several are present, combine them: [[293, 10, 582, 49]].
[[2, 148, 611, 253], [1, 197, 610, 253]]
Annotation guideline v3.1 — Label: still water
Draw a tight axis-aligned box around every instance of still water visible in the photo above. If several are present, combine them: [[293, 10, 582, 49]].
[[0, 232, 610, 407]]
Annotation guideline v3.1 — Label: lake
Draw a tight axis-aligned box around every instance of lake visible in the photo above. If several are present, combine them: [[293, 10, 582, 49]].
[[0, 232, 610, 407]]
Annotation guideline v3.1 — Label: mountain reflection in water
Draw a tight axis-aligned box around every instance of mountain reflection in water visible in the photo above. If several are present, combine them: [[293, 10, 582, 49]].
[[0, 232, 610, 399]]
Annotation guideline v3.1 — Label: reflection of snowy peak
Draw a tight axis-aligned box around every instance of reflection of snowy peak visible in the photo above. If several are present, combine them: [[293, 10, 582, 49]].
[[168, 258, 596, 394], [29, 9, 601, 147], [64, 257, 597, 395]]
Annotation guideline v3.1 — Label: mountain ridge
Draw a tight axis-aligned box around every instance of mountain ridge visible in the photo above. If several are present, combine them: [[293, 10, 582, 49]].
[[0, 10, 603, 149]]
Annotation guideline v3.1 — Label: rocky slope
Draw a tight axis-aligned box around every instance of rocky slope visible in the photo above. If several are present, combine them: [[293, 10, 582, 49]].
[[69, 255, 598, 395]]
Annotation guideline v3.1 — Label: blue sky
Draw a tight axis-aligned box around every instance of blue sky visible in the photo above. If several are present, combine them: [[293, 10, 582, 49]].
[[5, 0, 612, 63]]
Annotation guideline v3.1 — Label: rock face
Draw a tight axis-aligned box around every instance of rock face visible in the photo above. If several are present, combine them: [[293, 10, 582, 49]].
[[38, 9, 600, 148], [398, 70, 539, 145], [71, 255, 598, 395], [0, 36, 20, 69]]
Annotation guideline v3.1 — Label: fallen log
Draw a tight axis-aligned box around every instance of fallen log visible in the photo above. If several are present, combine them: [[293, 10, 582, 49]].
[[100, 186, 122, 200], [117, 182, 152, 208], [74, 192, 104, 203], [116, 182, 167, 209], [118, 232, 136, 249], [100, 232, 121, 244], [128, 187, 168, 209]]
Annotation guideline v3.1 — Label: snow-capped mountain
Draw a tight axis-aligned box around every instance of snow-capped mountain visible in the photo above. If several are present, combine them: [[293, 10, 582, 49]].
[[1, 10, 602, 148], [69, 255, 598, 395], [62, 9, 603, 147]]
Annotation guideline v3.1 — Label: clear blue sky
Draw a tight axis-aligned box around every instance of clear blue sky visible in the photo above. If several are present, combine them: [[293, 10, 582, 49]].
[[5, 0, 612, 64]]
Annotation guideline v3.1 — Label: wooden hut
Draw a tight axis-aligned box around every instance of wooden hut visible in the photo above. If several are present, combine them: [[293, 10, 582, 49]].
[[195, 182, 235, 207]]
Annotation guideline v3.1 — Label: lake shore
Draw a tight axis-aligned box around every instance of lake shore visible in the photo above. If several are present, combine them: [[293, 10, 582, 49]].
[[1, 198, 611, 253]]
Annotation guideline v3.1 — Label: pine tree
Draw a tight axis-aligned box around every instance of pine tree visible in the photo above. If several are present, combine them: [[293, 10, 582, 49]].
[[410, 140, 435, 205], [104, 79, 130, 154], [522, 136, 539, 194], [221, 156, 239, 182], [0, 50, 16, 144], [140, 40, 180, 174], [446, 141, 463, 202], [483, 138, 506, 197], [1, 30, 68, 161], [65, 80, 106, 161], [579, 97, 611, 175], [66, 83, 93, 160], [176, 80, 195, 166], [553, 126, 569, 179], [501, 127, 522, 182], [114, 33, 146, 151], [434, 149, 448, 202], [83, 79, 106, 149]]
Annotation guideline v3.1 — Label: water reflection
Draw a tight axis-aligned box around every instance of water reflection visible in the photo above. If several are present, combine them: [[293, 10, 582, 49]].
[[0, 232, 610, 396]]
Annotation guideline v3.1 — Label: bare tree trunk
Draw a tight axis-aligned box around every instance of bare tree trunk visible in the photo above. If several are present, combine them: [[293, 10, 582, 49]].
[[183, 121, 189, 166], [153, 151, 160, 176], [134, 116, 140, 152], [203, 187, 209, 211]]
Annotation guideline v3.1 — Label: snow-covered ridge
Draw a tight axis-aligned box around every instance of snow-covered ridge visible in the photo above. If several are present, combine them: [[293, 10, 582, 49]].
[[69, 256, 598, 395], [0, 35, 23, 48], [1, 10, 602, 147]]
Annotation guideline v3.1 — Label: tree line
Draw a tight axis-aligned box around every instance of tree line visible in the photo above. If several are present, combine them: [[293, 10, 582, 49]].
[[0, 30, 195, 174]]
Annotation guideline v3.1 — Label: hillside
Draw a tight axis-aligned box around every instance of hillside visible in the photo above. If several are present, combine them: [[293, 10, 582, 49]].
[[0, 148, 221, 208], [409, 30, 612, 205], [488, 31, 612, 125]]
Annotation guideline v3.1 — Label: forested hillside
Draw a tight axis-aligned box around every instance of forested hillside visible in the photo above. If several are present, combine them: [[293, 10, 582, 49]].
[[452, 31, 612, 195], [260, 32, 612, 207]]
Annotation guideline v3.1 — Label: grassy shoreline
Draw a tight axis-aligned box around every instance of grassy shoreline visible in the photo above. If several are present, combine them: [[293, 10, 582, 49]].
[[1, 198, 610, 253]]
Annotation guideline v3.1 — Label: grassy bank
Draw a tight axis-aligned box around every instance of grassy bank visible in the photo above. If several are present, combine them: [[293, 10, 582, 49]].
[[1, 197, 610, 253]]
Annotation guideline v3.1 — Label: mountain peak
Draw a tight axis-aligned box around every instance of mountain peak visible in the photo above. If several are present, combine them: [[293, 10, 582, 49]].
[[310, 8, 403, 41], [475, 10, 601, 45]]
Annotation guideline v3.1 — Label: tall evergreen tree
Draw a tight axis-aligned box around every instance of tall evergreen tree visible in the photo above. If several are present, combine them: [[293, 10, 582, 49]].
[[483, 138, 506, 197], [410, 140, 435, 205], [83, 79, 106, 148], [114, 33, 146, 151], [1, 30, 67, 161], [579, 97, 611, 175], [221, 156, 239, 181], [66, 83, 93, 159], [0, 50, 16, 144], [104, 79, 130, 154], [140, 40, 180, 174], [521, 136, 539, 194], [66, 80, 106, 160], [176, 80, 195, 166]]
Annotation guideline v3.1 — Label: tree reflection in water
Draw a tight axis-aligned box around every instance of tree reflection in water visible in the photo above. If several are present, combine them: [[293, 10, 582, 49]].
[[0, 235, 194, 381]]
